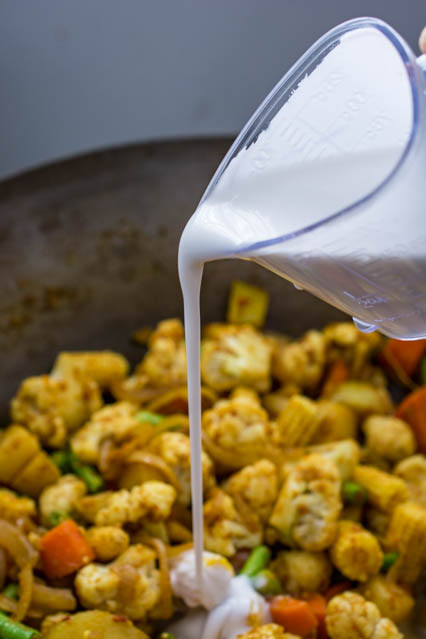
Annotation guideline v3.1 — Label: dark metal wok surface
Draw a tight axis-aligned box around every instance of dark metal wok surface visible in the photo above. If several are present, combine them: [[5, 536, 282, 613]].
[[0, 139, 346, 421]]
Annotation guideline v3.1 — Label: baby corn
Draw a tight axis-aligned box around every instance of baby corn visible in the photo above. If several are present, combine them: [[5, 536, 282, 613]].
[[386, 501, 426, 584], [275, 395, 320, 446], [353, 466, 409, 512]]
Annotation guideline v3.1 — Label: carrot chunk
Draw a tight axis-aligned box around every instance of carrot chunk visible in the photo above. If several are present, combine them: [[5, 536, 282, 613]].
[[395, 387, 426, 453], [270, 596, 318, 637], [40, 520, 94, 579]]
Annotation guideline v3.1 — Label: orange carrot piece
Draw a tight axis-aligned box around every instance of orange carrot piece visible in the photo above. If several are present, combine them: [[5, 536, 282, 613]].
[[322, 360, 349, 397], [40, 520, 94, 579], [270, 596, 318, 637], [306, 594, 327, 639], [381, 339, 426, 377], [395, 387, 426, 453], [325, 580, 352, 601]]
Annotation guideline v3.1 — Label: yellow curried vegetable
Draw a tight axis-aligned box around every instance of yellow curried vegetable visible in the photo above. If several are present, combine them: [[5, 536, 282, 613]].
[[330, 521, 383, 582], [353, 466, 409, 512], [46, 610, 149, 638], [275, 395, 321, 447], [227, 280, 269, 328], [385, 501, 426, 585], [3, 289, 426, 639]]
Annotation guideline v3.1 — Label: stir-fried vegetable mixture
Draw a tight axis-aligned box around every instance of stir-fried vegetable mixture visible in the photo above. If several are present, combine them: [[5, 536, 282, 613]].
[[1, 280, 426, 639]]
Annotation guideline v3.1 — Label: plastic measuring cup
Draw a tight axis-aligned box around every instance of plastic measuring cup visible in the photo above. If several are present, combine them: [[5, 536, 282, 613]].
[[190, 17, 426, 339]]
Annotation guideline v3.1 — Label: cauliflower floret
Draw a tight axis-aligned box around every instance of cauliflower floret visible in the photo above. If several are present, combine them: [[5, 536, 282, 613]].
[[238, 625, 301, 639], [309, 439, 361, 481], [137, 319, 187, 387], [323, 323, 382, 377], [330, 521, 383, 582], [75, 544, 162, 621], [326, 592, 402, 639], [272, 330, 326, 392], [148, 432, 215, 506], [358, 576, 414, 624], [71, 402, 139, 465], [394, 455, 426, 507], [203, 393, 272, 470], [201, 324, 272, 393], [204, 489, 262, 557], [270, 550, 332, 596], [78, 481, 176, 527], [363, 416, 416, 463], [86, 526, 130, 562], [52, 351, 129, 389], [0, 488, 36, 524], [39, 474, 87, 527], [11, 374, 102, 448], [269, 454, 341, 550], [224, 460, 278, 524]]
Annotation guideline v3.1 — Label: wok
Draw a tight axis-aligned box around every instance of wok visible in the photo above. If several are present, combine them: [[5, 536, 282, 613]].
[[0, 138, 346, 422], [0, 138, 425, 635]]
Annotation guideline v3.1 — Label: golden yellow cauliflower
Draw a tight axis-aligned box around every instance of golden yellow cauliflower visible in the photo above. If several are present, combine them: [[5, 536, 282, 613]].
[[330, 521, 383, 582], [78, 480, 176, 527], [358, 576, 414, 624], [85, 526, 130, 562], [203, 392, 272, 470], [0, 488, 36, 524], [394, 455, 426, 507], [148, 432, 215, 505], [269, 454, 341, 550], [204, 489, 262, 557], [323, 323, 382, 377], [39, 474, 87, 527], [363, 416, 416, 463], [272, 330, 326, 392], [137, 319, 187, 387], [201, 323, 272, 392], [237, 625, 301, 639], [75, 544, 162, 621], [309, 439, 361, 481], [52, 351, 129, 389], [224, 459, 278, 524], [326, 592, 402, 639], [71, 402, 139, 465], [11, 373, 102, 448], [270, 550, 332, 596]]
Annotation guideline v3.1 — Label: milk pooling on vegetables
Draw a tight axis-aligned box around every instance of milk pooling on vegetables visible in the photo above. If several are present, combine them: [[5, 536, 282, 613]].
[[177, 26, 412, 636]]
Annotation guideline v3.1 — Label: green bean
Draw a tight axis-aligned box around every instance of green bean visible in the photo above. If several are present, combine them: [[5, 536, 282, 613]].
[[135, 411, 164, 425], [342, 480, 367, 505], [251, 569, 282, 595], [50, 450, 71, 473], [0, 611, 40, 638], [48, 511, 69, 527], [239, 546, 271, 577], [50, 448, 104, 493], [1, 585, 19, 601], [382, 552, 399, 572]]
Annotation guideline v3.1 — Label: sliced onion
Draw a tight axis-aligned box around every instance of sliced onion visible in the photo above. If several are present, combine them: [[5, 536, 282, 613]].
[[31, 583, 77, 611], [0, 519, 38, 568], [15, 563, 33, 621]]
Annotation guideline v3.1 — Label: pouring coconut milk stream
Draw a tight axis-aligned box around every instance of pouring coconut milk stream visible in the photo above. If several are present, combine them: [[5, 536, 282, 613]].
[[176, 20, 426, 622]]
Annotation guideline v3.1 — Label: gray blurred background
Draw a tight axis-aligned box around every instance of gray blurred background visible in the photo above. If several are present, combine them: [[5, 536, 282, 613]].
[[1, 0, 425, 178]]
